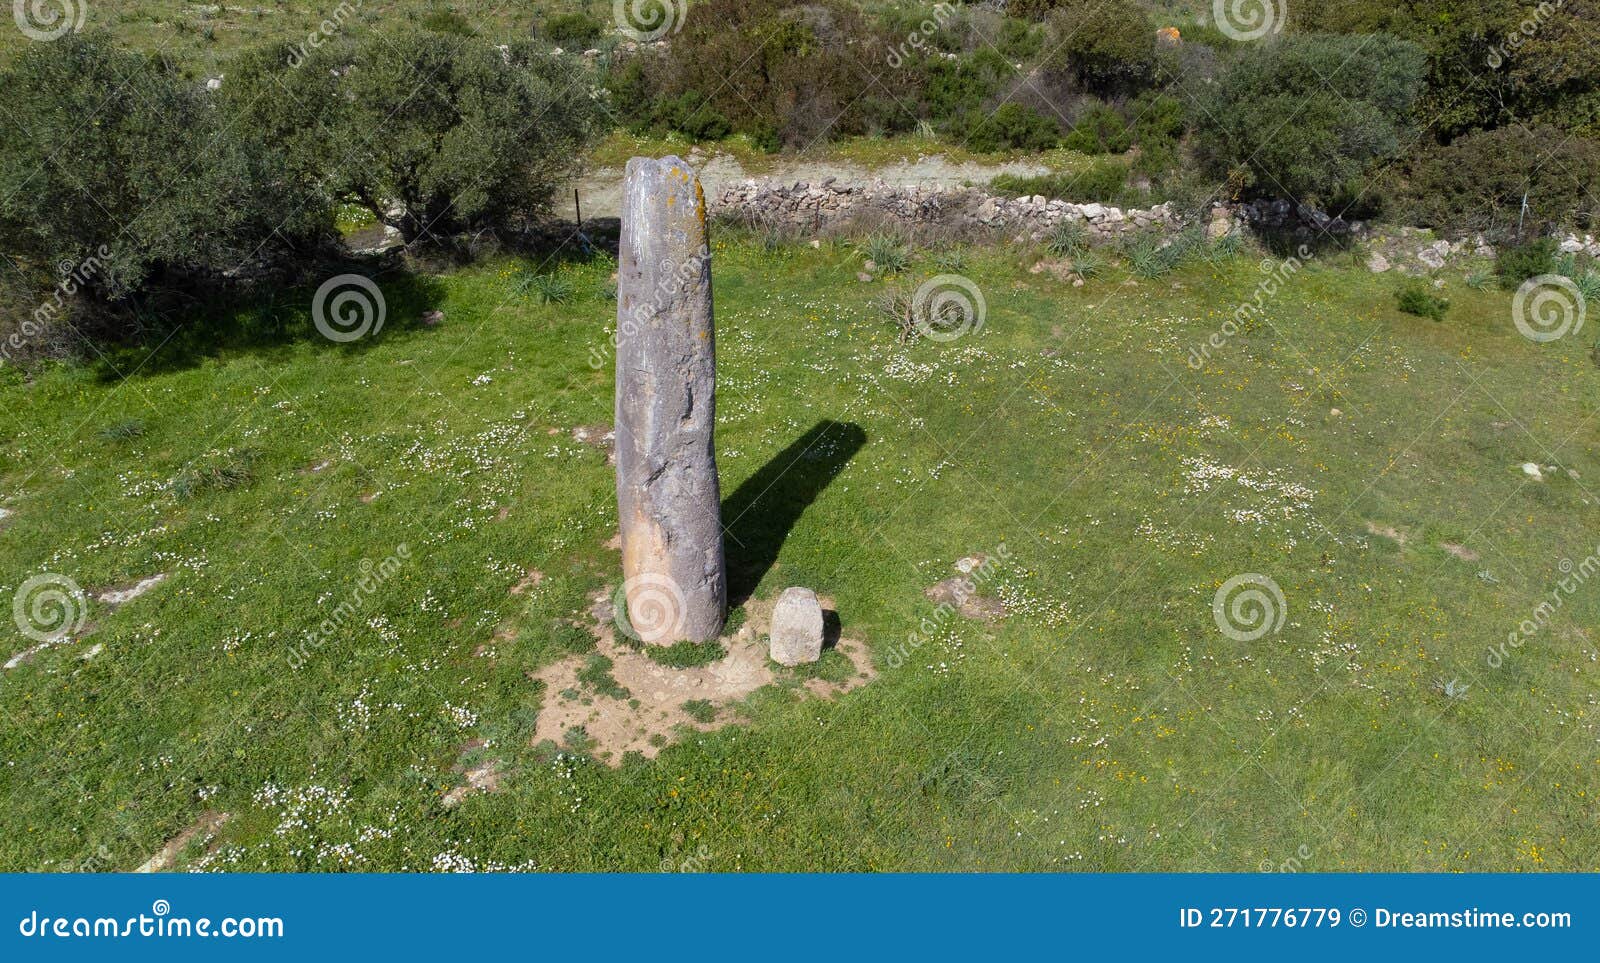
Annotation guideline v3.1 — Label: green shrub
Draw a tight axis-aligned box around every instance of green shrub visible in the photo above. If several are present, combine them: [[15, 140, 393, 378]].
[[947, 102, 1061, 153], [1195, 34, 1426, 208], [1497, 239, 1558, 290], [542, 12, 604, 47], [1062, 103, 1132, 154], [1396, 281, 1450, 320], [1042, 0, 1157, 92], [1396, 126, 1600, 241], [323, 33, 602, 245], [0, 34, 317, 307], [648, 0, 887, 149], [991, 162, 1128, 203]]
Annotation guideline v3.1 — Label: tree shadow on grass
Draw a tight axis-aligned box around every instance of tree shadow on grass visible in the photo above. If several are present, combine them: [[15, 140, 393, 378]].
[[721, 419, 866, 605]]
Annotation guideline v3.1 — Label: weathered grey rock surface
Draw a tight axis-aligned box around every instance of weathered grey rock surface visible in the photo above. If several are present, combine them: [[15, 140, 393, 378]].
[[615, 156, 726, 644], [769, 587, 824, 666]]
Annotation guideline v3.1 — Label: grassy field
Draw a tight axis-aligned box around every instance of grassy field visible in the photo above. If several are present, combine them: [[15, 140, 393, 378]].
[[3, 234, 1600, 872]]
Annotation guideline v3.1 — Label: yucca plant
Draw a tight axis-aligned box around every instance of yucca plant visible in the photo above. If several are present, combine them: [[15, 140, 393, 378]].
[[514, 268, 574, 305], [1073, 248, 1106, 280], [861, 233, 910, 276], [1044, 220, 1089, 259]]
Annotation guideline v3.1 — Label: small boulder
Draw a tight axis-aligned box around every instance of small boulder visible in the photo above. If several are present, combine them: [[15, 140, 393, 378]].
[[769, 587, 824, 666], [1366, 252, 1390, 273]]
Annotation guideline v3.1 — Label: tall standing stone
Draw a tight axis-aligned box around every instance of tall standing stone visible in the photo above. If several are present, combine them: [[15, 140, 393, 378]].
[[614, 156, 726, 644]]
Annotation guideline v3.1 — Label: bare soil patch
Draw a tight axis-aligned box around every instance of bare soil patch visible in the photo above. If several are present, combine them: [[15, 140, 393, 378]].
[[530, 590, 874, 766], [136, 811, 230, 872]]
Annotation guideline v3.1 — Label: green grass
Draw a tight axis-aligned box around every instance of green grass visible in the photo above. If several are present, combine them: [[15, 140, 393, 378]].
[[3, 239, 1600, 872]]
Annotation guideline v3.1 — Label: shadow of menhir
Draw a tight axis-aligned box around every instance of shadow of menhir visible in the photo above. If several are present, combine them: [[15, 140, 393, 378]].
[[721, 420, 866, 605]]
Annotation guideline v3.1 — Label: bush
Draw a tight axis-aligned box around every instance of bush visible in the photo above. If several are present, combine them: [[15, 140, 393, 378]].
[[992, 162, 1128, 204], [1396, 281, 1449, 320], [645, 0, 887, 149], [1042, 0, 1158, 93], [542, 12, 603, 47], [1497, 239, 1559, 291], [1395, 126, 1600, 241], [321, 33, 602, 244], [946, 102, 1061, 153], [0, 34, 314, 308], [1195, 34, 1426, 209], [1062, 103, 1131, 154]]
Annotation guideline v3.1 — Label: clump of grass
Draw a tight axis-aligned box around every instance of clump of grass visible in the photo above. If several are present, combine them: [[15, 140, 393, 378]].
[[576, 653, 629, 699], [1431, 676, 1470, 702], [682, 699, 716, 724], [1203, 231, 1244, 265], [860, 233, 910, 276], [1572, 270, 1600, 302], [646, 640, 725, 669], [1073, 248, 1106, 279], [174, 448, 260, 498], [1044, 219, 1089, 259], [98, 418, 146, 441], [931, 246, 968, 273], [513, 268, 574, 304], [1397, 281, 1450, 321], [562, 725, 593, 751], [1464, 267, 1495, 291], [1122, 232, 1173, 278]]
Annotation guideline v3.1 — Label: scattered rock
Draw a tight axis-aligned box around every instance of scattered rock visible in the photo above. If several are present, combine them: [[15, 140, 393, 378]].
[[96, 573, 167, 606], [1522, 462, 1544, 480], [769, 587, 824, 666], [1366, 253, 1390, 273], [421, 310, 445, 326]]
